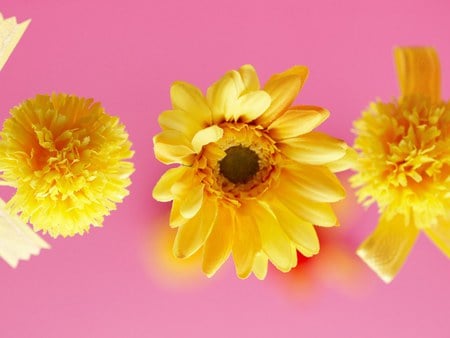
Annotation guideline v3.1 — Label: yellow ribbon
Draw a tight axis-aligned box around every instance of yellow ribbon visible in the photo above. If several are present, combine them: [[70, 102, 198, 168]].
[[394, 46, 441, 102], [357, 47, 446, 283], [0, 13, 31, 71]]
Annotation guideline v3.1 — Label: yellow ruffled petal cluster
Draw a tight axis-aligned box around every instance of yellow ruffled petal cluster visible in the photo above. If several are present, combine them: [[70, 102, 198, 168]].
[[353, 98, 450, 227], [352, 47, 450, 283], [153, 65, 354, 279], [0, 94, 134, 237]]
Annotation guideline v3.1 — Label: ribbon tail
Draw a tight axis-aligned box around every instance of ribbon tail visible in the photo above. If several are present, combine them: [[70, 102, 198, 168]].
[[357, 213, 419, 283], [0, 199, 49, 268], [424, 222, 450, 259], [0, 13, 31, 71]]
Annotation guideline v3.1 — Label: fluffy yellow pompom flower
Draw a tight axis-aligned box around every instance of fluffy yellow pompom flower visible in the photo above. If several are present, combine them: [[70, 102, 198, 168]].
[[0, 94, 134, 237], [352, 47, 450, 283], [153, 65, 355, 279]]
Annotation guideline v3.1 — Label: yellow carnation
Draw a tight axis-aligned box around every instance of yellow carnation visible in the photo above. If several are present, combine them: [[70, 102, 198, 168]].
[[0, 94, 134, 237], [352, 47, 450, 283]]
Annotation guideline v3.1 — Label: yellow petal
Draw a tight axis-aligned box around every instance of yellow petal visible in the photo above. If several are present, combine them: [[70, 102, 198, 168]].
[[232, 204, 261, 279], [169, 175, 209, 228], [158, 109, 207, 140], [257, 66, 309, 127], [269, 197, 319, 257], [0, 199, 49, 268], [325, 146, 358, 172], [153, 130, 195, 165], [238, 64, 260, 93], [152, 166, 190, 202], [179, 183, 204, 219], [0, 14, 31, 71], [357, 213, 419, 283], [169, 198, 188, 228], [289, 242, 298, 268], [173, 197, 218, 258], [202, 206, 235, 277], [251, 201, 295, 272], [424, 221, 450, 258], [278, 131, 347, 165], [170, 167, 197, 198], [281, 165, 346, 203], [234, 91, 271, 122], [191, 125, 224, 153], [170, 81, 212, 125], [268, 106, 329, 140], [252, 251, 268, 280], [274, 187, 338, 227], [394, 47, 441, 103], [202, 142, 227, 167], [207, 70, 245, 123]]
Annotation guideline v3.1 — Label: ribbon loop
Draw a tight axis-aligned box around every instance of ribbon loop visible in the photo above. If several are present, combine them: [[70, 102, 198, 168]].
[[394, 47, 441, 102]]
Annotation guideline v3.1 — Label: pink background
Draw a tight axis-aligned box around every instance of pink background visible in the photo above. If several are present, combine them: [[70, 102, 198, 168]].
[[1, 0, 449, 337]]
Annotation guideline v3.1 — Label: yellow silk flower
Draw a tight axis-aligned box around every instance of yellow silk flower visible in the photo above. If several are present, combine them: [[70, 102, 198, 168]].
[[153, 65, 355, 279], [0, 12, 30, 71], [0, 94, 135, 238], [352, 47, 450, 283]]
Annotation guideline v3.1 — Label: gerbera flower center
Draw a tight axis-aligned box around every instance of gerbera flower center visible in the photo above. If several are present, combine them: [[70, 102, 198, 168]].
[[219, 146, 260, 184], [200, 123, 281, 203]]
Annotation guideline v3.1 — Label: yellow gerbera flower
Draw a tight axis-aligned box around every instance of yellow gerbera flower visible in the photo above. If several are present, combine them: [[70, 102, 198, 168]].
[[351, 47, 450, 283], [153, 65, 355, 279], [0, 94, 134, 237], [0, 12, 30, 71]]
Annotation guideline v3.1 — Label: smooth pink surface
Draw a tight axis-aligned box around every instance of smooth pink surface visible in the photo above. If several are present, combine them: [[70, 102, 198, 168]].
[[1, 1, 449, 337]]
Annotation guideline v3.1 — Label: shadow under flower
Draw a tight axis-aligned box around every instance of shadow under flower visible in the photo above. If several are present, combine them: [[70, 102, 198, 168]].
[[268, 173, 370, 299], [143, 205, 206, 290]]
